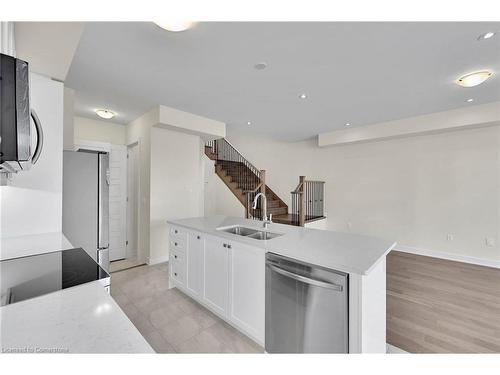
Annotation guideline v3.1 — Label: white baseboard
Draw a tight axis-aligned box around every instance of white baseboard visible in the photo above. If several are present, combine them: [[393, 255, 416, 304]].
[[395, 245, 500, 269], [386, 344, 409, 354], [148, 255, 169, 265]]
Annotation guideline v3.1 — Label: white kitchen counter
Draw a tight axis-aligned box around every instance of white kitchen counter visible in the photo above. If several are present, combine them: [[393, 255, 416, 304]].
[[0, 281, 153, 353], [0, 232, 73, 261], [167, 215, 396, 275]]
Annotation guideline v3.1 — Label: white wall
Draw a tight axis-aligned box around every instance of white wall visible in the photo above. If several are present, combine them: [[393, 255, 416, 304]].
[[1, 73, 64, 238], [203, 157, 245, 218], [208, 125, 500, 262], [150, 127, 205, 263], [63, 87, 75, 150], [125, 105, 225, 264], [74, 116, 127, 145]]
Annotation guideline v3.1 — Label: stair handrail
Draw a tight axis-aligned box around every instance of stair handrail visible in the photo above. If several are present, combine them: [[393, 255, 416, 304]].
[[292, 181, 304, 194], [207, 138, 262, 180], [243, 181, 263, 194]]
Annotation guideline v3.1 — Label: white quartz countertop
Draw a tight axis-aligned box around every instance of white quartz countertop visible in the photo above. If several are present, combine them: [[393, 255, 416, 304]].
[[167, 216, 396, 275], [0, 281, 153, 353], [1, 232, 74, 261]]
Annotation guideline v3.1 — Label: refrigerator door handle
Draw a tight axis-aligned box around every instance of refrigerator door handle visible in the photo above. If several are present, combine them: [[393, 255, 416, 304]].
[[98, 153, 110, 252]]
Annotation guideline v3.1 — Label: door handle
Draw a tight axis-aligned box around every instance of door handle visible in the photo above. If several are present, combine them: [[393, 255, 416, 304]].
[[267, 264, 343, 291], [30, 110, 44, 164]]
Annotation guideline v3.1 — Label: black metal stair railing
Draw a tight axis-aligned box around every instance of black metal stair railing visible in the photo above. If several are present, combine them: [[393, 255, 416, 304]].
[[206, 139, 264, 219], [291, 177, 325, 226]]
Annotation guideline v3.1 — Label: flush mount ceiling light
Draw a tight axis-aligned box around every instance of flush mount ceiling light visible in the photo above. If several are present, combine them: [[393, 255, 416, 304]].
[[477, 31, 496, 40], [154, 21, 196, 32], [456, 71, 493, 87], [299, 93, 307, 99], [466, 98, 474, 103], [345, 123, 351, 127], [247, 121, 252, 125], [95, 109, 116, 119], [254, 62, 267, 70]]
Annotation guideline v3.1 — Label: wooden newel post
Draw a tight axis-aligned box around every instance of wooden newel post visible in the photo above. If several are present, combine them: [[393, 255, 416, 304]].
[[299, 175, 305, 227], [260, 170, 266, 220]]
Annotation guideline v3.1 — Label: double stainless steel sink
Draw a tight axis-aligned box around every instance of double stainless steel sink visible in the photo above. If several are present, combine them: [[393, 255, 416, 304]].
[[217, 225, 283, 241]]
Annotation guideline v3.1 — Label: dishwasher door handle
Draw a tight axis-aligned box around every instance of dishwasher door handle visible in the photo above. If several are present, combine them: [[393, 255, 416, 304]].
[[267, 264, 343, 291]]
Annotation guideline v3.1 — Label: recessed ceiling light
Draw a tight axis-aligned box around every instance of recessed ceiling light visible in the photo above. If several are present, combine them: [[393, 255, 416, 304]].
[[299, 93, 307, 99], [154, 21, 196, 32], [345, 123, 351, 127], [254, 62, 267, 70], [456, 71, 493, 87], [466, 98, 474, 103], [477, 31, 496, 40], [95, 109, 116, 119], [247, 121, 252, 125]]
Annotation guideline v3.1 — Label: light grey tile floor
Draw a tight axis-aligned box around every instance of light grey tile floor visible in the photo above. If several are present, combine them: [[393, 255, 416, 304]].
[[110, 262, 263, 353]]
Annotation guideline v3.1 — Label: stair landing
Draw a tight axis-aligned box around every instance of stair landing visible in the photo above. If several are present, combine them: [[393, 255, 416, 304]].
[[273, 213, 326, 226]]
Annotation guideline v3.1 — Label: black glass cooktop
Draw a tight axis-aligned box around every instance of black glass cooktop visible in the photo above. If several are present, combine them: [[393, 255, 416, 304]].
[[0, 248, 109, 306]]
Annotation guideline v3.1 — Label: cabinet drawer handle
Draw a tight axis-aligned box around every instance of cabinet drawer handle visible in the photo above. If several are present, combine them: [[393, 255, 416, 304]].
[[174, 255, 178, 259], [174, 272, 177, 276], [174, 230, 178, 234], [174, 242, 178, 246], [227, 244, 232, 249], [223, 243, 227, 248], [197, 235, 201, 240]]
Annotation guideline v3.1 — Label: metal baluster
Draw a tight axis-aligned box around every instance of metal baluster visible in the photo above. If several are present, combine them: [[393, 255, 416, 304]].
[[306, 181, 309, 220], [314, 182, 317, 217]]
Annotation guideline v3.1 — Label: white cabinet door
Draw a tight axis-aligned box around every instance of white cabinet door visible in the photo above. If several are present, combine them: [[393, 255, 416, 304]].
[[229, 242, 265, 343], [203, 236, 229, 317], [187, 231, 204, 297]]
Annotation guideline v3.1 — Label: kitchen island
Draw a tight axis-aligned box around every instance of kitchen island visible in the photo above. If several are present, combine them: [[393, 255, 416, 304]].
[[0, 281, 153, 353], [0, 236, 154, 354], [167, 215, 396, 353]]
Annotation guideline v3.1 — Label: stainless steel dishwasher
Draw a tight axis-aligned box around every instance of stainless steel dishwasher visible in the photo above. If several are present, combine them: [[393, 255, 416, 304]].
[[265, 253, 348, 353]]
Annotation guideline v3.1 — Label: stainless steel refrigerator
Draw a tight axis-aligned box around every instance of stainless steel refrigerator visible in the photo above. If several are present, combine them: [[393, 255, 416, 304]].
[[62, 150, 110, 271]]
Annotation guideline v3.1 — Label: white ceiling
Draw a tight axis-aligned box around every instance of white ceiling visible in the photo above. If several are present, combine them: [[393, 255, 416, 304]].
[[16, 22, 84, 82], [66, 22, 500, 141]]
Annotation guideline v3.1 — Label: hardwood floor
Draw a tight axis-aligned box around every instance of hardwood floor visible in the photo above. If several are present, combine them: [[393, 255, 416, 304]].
[[387, 251, 500, 353]]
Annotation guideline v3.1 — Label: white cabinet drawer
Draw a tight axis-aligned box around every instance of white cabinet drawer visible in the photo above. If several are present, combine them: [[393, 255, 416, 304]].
[[171, 248, 184, 263], [170, 226, 187, 241], [170, 248, 186, 285], [171, 262, 186, 285], [170, 237, 187, 253]]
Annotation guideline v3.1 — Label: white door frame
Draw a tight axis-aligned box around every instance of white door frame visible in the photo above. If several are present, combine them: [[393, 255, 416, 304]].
[[126, 140, 142, 262], [74, 139, 111, 153]]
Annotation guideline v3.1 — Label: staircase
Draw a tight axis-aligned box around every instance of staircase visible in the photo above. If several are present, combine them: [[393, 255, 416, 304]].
[[205, 138, 326, 226]]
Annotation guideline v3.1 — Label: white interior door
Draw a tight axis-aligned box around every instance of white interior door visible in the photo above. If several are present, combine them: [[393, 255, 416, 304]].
[[126, 143, 139, 258], [108, 145, 127, 261]]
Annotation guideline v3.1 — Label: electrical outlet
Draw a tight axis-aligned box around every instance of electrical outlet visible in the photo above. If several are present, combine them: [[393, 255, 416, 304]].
[[485, 237, 495, 247], [446, 234, 453, 241]]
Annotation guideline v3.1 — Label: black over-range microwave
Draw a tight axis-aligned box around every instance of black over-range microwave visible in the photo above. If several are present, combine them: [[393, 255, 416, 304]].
[[0, 53, 43, 175]]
